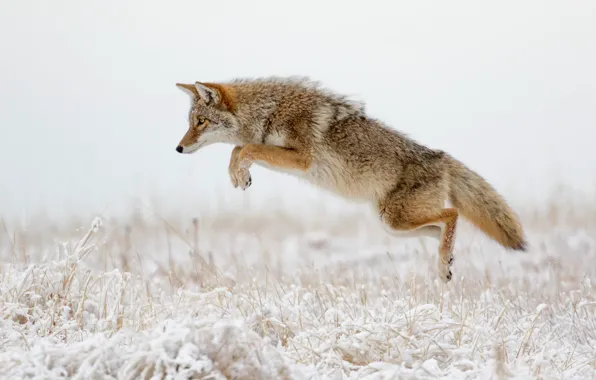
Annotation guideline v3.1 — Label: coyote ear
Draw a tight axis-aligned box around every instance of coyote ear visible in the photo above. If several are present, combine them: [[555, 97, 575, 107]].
[[176, 83, 199, 98], [194, 82, 220, 106]]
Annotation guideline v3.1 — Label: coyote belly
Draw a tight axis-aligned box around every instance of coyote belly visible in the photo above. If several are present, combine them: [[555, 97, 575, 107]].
[[173, 76, 528, 283]]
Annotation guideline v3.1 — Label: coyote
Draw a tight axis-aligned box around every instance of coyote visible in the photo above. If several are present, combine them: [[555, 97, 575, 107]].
[[174, 77, 527, 282]]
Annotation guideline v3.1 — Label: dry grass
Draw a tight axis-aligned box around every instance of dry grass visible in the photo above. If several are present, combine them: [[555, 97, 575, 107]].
[[1, 193, 596, 379]]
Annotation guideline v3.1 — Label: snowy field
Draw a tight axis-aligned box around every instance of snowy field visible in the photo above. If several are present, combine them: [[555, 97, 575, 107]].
[[1, 197, 595, 380], [1, 1, 594, 379]]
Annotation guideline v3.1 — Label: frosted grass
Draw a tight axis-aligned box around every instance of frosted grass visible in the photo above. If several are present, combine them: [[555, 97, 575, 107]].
[[0, 205, 595, 379]]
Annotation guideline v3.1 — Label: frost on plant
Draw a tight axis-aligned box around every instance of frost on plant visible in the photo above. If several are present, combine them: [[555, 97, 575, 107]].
[[0, 210, 595, 379]]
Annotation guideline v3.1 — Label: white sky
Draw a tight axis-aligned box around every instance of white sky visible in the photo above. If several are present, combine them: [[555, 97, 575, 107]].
[[0, 0, 595, 221]]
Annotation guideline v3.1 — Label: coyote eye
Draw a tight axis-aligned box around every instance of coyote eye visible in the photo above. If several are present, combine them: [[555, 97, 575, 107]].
[[197, 117, 206, 125]]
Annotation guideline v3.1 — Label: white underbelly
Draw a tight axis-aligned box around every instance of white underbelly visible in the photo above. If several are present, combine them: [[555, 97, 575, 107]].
[[304, 161, 379, 201], [252, 153, 382, 202]]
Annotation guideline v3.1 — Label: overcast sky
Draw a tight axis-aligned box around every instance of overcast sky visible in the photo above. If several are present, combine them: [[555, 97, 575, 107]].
[[1, 0, 595, 221]]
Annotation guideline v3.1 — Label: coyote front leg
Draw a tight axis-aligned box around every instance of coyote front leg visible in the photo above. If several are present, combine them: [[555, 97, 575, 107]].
[[229, 144, 311, 190], [228, 146, 250, 189]]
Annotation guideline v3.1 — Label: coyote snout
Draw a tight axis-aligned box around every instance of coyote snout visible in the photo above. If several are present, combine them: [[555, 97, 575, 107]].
[[175, 121, 205, 154]]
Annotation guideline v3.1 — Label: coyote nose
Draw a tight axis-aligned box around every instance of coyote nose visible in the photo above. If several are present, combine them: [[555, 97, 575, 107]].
[[176, 146, 183, 153]]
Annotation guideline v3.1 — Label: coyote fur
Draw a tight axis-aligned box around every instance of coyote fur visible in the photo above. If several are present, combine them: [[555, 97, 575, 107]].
[[174, 76, 527, 282]]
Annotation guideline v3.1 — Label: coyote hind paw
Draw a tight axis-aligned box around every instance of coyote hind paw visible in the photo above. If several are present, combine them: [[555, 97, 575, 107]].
[[439, 255, 454, 283], [439, 266, 452, 283]]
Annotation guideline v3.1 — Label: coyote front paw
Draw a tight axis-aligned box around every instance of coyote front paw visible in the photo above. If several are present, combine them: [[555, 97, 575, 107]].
[[228, 146, 252, 190], [229, 166, 252, 190], [438, 254, 454, 283]]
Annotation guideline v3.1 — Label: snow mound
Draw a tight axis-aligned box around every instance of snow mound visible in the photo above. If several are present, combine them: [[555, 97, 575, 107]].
[[1, 318, 291, 379]]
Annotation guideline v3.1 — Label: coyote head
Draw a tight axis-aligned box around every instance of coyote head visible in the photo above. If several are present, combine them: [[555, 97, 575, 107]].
[[174, 82, 239, 154]]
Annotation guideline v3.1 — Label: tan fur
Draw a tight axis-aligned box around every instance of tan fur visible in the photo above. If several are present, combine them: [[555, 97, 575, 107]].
[[200, 82, 237, 112], [238, 144, 311, 171], [446, 158, 527, 251], [174, 76, 528, 282]]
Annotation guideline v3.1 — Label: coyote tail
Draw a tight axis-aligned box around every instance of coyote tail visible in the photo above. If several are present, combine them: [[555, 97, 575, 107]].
[[446, 155, 528, 251]]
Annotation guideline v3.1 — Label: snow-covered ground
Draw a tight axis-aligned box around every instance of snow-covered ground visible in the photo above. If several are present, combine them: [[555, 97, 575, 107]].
[[1, 203, 595, 379]]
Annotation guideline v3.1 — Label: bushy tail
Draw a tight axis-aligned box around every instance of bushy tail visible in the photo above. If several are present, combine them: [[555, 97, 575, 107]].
[[446, 155, 528, 251]]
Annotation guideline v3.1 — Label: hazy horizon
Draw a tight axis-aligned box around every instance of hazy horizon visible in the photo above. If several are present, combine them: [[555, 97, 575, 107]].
[[1, 1, 595, 222]]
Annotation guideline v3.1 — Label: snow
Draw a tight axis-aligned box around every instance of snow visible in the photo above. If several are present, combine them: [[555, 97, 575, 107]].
[[1, 206, 595, 379]]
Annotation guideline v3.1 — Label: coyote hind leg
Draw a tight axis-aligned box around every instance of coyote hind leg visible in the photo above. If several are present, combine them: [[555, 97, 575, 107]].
[[380, 194, 459, 283]]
